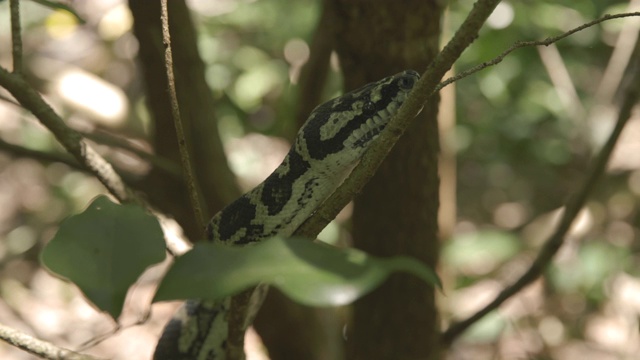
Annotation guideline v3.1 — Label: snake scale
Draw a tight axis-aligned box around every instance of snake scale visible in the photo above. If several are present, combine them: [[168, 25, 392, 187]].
[[153, 70, 419, 359]]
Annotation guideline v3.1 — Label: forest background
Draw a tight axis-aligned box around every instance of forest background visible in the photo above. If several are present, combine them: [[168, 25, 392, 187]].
[[0, 0, 639, 359]]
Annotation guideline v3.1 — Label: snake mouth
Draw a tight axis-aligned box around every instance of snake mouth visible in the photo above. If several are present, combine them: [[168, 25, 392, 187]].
[[346, 100, 402, 149], [350, 113, 390, 147]]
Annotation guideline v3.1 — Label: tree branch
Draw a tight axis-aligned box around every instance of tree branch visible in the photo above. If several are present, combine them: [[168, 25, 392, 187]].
[[79, 130, 182, 178], [442, 37, 640, 345], [160, 0, 206, 230], [0, 92, 21, 107], [435, 12, 640, 94], [295, 0, 503, 238], [0, 138, 144, 185], [0, 322, 101, 360], [0, 67, 139, 204], [0, 137, 78, 168], [0, 92, 182, 179]]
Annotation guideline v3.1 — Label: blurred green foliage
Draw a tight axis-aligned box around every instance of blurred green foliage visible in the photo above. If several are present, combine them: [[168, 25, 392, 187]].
[[453, 0, 633, 221], [444, 1, 640, 354], [1, 0, 640, 358], [195, 0, 323, 140]]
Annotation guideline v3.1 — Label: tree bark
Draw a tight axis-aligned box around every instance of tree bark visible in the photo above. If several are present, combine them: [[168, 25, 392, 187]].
[[330, 1, 443, 359], [253, 2, 344, 359]]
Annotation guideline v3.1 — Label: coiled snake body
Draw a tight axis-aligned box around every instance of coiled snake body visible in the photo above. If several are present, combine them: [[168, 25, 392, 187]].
[[154, 70, 419, 359]]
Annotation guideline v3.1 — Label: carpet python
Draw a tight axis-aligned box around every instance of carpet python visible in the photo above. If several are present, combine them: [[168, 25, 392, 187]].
[[153, 70, 419, 359]]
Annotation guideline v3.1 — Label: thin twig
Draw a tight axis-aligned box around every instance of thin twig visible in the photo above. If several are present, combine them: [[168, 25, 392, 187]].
[[0, 322, 102, 360], [0, 137, 79, 168], [80, 130, 182, 178], [9, 0, 23, 74], [442, 40, 640, 345], [160, 0, 206, 231], [76, 311, 150, 352], [0, 92, 21, 106], [0, 138, 141, 184], [0, 93, 182, 176], [295, 0, 503, 238], [0, 66, 138, 204], [435, 12, 640, 93]]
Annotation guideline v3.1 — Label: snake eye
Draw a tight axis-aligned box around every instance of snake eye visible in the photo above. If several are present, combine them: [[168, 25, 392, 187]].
[[362, 101, 376, 114], [398, 76, 416, 90]]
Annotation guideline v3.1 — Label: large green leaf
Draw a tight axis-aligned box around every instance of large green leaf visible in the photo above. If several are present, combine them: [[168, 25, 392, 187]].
[[154, 237, 440, 306], [41, 196, 165, 319]]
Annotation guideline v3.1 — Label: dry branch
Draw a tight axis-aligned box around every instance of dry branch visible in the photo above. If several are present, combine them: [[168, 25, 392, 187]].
[[0, 322, 101, 360], [159, 0, 206, 230]]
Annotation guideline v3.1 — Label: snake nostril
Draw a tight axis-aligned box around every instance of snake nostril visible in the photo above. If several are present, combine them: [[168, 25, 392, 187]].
[[363, 101, 376, 114]]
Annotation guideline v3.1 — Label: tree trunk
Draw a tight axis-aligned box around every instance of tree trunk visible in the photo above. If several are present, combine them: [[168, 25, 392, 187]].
[[330, 1, 443, 359], [253, 3, 344, 359]]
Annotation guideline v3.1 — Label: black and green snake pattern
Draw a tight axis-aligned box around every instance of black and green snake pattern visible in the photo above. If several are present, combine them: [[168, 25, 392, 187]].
[[154, 70, 419, 360]]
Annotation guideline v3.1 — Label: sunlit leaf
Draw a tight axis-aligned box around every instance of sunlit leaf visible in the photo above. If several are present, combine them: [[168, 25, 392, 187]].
[[154, 237, 440, 306], [29, 0, 86, 24], [41, 196, 165, 319]]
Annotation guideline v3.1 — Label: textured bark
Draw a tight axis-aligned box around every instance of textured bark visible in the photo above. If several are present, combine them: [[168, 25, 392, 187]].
[[129, 0, 240, 239], [254, 290, 343, 360], [330, 1, 443, 359], [253, 2, 343, 358]]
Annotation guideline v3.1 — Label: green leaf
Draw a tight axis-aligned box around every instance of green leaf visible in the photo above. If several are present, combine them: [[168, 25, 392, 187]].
[[154, 237, 440, 306], [41, 196, 165, 319]]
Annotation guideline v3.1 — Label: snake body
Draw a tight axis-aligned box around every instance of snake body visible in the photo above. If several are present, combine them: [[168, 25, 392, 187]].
[[153, 70, 419, 359]]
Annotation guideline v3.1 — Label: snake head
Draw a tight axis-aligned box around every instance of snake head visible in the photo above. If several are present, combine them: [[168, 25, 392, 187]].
[[297, 70, 419, 171]]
